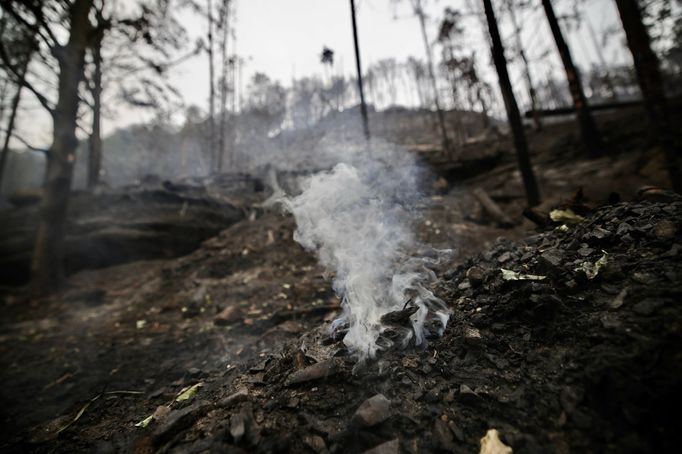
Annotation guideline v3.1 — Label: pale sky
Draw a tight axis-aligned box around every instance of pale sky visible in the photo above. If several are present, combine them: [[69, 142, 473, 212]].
[[13, 0, 634, 148]]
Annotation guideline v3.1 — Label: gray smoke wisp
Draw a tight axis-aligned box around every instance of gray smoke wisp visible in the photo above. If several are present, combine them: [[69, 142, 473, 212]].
[[280, 140, 451, 361]]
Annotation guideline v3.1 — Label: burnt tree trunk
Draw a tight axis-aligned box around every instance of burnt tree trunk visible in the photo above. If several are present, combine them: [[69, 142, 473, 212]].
[[350, 0, 370, 140], [413, 0, 451, 154], [614, 0, 681, 192], [508, 1, 542, 130], [0, 52, 31, 191], [482, 0, 540, 207], [207, 0, 216, 172], [87, 26, 103, 189], [541, 0, 603, 156], [217, 0, 230, 171], [31, 0, 93, 293]]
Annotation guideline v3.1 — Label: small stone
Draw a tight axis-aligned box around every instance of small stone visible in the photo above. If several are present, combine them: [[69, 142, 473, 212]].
[[466, 266, 486, 286], [497, 252, 512, 263], [654, 220, 677, 240], [284, 360, 338, 386], [433, 419, 456, 451], [214, 306, 238, 326], [361, 439, 399, 454], [304, 435, 327, 453], [617, 222, 633, 235], [632, 272, 655, 285], [458, 280, 471, 290], [633, 298, 666, 316], [351, 394, 391, 428], [609, 288, 627, 309], [538, 249, 563, 271], [577, 247, 594, 257], [219, 388, 249, 407]]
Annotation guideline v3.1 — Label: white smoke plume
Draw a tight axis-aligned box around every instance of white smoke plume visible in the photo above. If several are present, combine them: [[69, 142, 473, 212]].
[[281, 139, 451, 361]]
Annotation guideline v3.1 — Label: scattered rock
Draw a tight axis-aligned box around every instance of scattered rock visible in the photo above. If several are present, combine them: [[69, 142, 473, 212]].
[[632, 298, 666, 316], [284, 359, 338, 386], [351, 394, 391, 428], [466, 266, 486, 286], [219, 388, 249, 407], [433, 419, 457, 451], [214, 306, 238, 326], [361, 439, 399, 454], [304, 434, 328, 453]]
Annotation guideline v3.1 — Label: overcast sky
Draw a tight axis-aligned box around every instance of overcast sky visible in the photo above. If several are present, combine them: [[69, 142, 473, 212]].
[[14, 0, 632, 147]]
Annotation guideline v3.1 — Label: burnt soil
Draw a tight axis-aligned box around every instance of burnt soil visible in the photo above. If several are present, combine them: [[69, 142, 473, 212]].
[[1, 108, 681, 453]]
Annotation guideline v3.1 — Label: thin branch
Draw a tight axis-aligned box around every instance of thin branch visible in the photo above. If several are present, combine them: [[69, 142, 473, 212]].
[[0, 42, 53, 113], [1, 127, 50, 154], [0, 1, 56, 47]]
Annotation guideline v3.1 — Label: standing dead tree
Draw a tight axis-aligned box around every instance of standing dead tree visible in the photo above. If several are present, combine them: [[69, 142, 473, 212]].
[[217, 0, 231, 172], [0, 0, 95, 292], [350, 0, 370, 140], [0, 16, 36, 192], [506, 0, 542, 130], [541, 0, 603, 157], [614, 0, 681, 192], [482, 0, 540, 207]]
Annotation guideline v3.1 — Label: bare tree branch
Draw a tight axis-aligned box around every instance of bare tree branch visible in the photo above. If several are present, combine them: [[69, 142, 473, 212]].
[[0, 41, 53, 113]]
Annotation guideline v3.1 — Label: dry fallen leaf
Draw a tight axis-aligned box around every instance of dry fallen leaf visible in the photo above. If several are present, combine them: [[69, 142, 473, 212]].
[[480, 429, 512, 454]]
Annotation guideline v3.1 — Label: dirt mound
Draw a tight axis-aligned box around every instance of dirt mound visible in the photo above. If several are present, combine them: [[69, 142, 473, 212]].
[[129, 199, 681, 453]]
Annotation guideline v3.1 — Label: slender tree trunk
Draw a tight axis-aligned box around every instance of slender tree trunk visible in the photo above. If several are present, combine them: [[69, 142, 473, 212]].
[[207, 0, 216, 172], [413, 0, 451, 154], [585, 15, 618, 100], [87, 30, 103, 189], [477, 84, 490, 129], [217, 0, 230, 172], [350, 0, 370, 140], [483, 0, 540, 207], [541, 0, 602, 156], [32, 0, 94, 293], [508, 1, 542, 130], [444, 41, 465, 145], [614, 0, 681, 192], [0, 54, 31, 192]]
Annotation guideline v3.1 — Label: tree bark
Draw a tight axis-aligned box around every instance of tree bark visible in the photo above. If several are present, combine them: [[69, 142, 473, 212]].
[[541, 0, 602, 156], [350, 0, 370, 140], [614, 0, 681, 192], [413, 0, 451, 154], [217, 0, 230, 171], [507, 1, 542, 130], [207, 0, 216, 172], [482, 0, 540, 207], [31, 0, 93, 293], [0, 52, 31, 192], [87, 27, 103, 189]]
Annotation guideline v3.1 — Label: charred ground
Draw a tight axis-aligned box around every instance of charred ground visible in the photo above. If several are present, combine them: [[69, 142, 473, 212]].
[[0, 107, 680, 453]]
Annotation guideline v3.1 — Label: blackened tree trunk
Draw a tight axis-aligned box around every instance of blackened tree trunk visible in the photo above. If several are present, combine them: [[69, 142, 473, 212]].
[[541, 0, 602, 156], [508, 0, 542, 130], [413, 0, 451, 154], [0, 50, 31, 191], [217, 0, 230, 171], [482, 0, 540, 207], [614, 0, 681, 192], [207, 0, 216, 172], [31, 0, 93, 292], [350, 0, 370, 140], [87, 26, 103, 189]]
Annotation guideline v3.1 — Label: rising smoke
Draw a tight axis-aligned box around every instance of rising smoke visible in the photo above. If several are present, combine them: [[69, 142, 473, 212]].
[[280, 139, 451, 361]]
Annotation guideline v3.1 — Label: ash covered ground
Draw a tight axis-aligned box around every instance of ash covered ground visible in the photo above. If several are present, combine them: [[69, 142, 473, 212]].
[[1, 108, 681, 453]]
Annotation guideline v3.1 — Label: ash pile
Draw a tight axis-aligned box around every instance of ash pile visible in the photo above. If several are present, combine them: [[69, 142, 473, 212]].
[[135, 197, 681, 453]]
